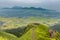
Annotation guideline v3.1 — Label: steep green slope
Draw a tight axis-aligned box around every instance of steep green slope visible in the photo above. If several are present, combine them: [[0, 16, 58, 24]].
[[0, 31, 18, 40], [0, 23, 60, 40], [19, 23, 60, 40], [50, 23, 60, 33]]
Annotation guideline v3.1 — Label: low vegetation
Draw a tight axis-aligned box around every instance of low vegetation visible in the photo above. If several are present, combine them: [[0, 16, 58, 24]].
[[0, 17, 60, 40]]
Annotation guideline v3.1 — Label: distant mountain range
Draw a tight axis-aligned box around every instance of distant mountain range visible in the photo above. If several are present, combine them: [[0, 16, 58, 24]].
[[3, 6, 51, 11], [1, 6, 60, 18]]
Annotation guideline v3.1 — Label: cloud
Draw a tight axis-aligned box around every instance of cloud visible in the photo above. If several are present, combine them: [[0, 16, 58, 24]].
[[0, 0, 60, 11]]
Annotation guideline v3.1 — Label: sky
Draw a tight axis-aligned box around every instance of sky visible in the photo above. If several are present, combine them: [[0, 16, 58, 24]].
[[0, 0, 60, 11]]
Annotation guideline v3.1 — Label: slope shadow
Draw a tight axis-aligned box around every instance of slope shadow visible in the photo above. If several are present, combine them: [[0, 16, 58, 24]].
[[4, 25, 32, 37]]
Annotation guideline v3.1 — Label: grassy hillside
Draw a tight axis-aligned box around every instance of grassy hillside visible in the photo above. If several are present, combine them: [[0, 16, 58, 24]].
[[0, 31, 18, 40], [0, 17, 60, 40], [19, 23, 60, 40], [0, 23, 60, 40]]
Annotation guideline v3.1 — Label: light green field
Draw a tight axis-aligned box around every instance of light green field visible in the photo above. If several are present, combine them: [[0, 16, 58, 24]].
[[0, 17, 60, 30]]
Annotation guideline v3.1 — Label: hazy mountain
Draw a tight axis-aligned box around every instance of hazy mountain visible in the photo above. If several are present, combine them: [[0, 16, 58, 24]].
[[1, 6, 60, 18], [3, 6, 50, 11]]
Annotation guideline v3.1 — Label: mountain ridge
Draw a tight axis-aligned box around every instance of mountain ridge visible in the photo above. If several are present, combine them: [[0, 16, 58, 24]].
[[3, 6, 53, 11]]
